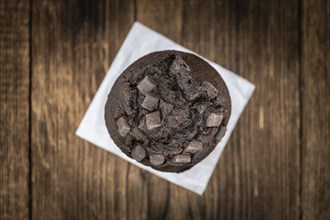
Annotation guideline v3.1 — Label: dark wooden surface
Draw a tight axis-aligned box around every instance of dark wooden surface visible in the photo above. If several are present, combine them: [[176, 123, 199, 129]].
[[0, 1, 30, 219], [0, 0, 329, 219]]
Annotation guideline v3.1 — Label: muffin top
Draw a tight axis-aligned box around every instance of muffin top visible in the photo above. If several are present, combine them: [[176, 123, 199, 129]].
[[105, 50, 231, 173]]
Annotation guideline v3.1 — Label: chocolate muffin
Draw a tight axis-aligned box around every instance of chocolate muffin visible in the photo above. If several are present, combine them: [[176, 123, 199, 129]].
[[105, 50, 231, 173]]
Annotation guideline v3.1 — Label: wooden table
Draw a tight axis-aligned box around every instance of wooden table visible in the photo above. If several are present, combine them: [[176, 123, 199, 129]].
[[1, 0, 329, 219]]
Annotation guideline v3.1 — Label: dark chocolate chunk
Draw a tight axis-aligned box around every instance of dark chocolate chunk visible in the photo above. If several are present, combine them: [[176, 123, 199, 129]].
[[184, 141, 203, 153], [171, 154, 191, 164], [206, 113, 223, 127], [124, 135, 133, 145], [137, 75, 156, 95], [141, 93, 159, 111], [145, 111, 162, 130], [159, 99, 174, 117], [116, 117, 130, 137], [131, 145, 146, 161], [138, 116, 148, 133], [164, 147, 183, 156], [130, 127, 147, 141], [149, 154, 165, 165]]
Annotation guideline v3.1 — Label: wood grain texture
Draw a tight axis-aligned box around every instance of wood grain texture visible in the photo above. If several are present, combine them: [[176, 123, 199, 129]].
[[223, 1, 301, 219], [301, 0, 330, 219], [31, 0, 134, 219], [0, 1, 30, 219]]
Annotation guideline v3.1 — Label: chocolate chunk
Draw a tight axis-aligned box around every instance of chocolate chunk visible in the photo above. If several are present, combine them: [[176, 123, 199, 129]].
[[138, 116, 148, 133], [141, 93, 159, 111], [159, 99, 174, 117], [116, 117, 130, 137], [131, 145, 146, 161], [149, 154, 165, 165], [164, 147, 183, 156], [171, 154, 191, 163], [206, 113, 223, 127], [184, 141, 203, 153], [137, 75, 156, 95], [201, 81, 218, 99], [130, 127, 147, 140], [215, 126, 227, 142], [124, 135, 133, 145], [145, 111, 162, 130], [162, 142, 183, 156]]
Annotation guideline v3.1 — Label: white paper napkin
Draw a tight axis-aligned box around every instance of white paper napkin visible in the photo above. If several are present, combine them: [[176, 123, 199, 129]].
[[76, 22, 255, 195]]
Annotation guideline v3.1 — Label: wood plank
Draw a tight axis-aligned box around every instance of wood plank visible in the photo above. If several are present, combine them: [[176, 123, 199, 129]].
[[0, 1, 30, 219], [227, 1, 301, 219], [225, 1, 301, 219], [137, 0, 301, 219], [135, 1, 191, 220], [182, 0, 301, 219], [31, 0, 134, 219], [301, 0, 330, 219], [137, 0, 183, 43]]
